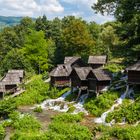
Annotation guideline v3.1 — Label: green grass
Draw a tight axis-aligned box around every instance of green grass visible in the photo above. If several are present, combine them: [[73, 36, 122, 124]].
[[47, 113, 92, 140], [8, 112, 43, 140], [33, 106, 43, 113], [94, 124, 140, 140], [51, 113, 83, 123], [9, 112, 92, 140], [104, 63, 125, 73], [106, 96, 140, 124], [15, 75, 69, 106], [15, 75, 50, 106], [84, 90, 120, 117], [0, 125, 5, 140]]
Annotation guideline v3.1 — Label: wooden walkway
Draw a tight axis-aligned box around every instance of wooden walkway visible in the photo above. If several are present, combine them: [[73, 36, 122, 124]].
[[11, 89, 25, 98]]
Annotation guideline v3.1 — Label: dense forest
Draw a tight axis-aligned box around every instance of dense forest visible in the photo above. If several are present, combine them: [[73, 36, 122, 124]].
[[0, 15, 139, 76], [0, 0, 140, 139]]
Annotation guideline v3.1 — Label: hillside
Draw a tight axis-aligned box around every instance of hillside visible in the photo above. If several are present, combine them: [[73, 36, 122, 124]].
[[0, 16, 22, 30]]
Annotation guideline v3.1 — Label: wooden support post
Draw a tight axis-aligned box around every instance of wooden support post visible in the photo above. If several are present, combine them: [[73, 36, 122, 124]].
[[2, 92, 4, 99], [76, 88, 81, 101], [87, 90, 89, 98], [71, 87, 73, 93]]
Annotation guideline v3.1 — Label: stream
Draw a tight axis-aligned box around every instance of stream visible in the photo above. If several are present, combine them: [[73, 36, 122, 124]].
[[35, 89, 88, 115], [94, 85, 134, 126], [34, 84, 134, 125]]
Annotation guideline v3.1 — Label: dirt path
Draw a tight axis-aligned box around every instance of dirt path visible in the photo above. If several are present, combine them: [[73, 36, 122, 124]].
[[18, 106, 60, 129], [4, 127, 12, 140]]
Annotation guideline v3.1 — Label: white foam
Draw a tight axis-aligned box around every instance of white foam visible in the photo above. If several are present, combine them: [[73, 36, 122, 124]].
[[34, 89, 88, 114]]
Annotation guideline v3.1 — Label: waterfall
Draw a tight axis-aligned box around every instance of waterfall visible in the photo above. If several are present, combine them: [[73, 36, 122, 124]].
[[38, 90, 72, 112], [94, 85, 134, 126], [73, 93, 89, 115], [34, 89, 88, 114]]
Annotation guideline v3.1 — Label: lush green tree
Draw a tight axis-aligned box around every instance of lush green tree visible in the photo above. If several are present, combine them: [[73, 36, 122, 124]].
[[93, 0, 140, 22], [92, 0, 140, 60], [0, 48, 33, 75], [22, 30, 49, 73], [99, 25, 119, 59], [35, 15, 49, 32], [61, 17, 95, 59], [0, 27, 21, 61], [88, 22, 101, 40]]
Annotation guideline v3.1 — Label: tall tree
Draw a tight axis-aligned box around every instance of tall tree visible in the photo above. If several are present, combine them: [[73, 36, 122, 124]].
[[22, 30, 49, 74], [92, 0, 140, 60], [61, 17, 95, 59]]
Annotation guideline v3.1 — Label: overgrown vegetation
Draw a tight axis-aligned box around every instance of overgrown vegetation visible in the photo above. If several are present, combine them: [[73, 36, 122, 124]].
[[47, 113, 92, 140], [51, 113, 83, 123], [7, 112, 43, 140], [84, 91, 120, 116], [106, 96, 140, 124], [15, 75, 50, 106], [3, 112, 92, 140], [0, 98, 17, 118], [93, 124, 140, 140], [0, 125, 5, 140], [15, 75, 69, 106]]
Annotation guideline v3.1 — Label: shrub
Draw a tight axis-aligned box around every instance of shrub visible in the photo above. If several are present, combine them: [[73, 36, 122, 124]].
[[0, 98, 17, 118], [15, 75, 70, 106], [10, 131, 47, 140], [84, 91, 119, 116], [48, 122, 92, 140], [105, 63, 124, 73], [67, 105, 76, 113], [0, 125, 5, 140], [46, 113, 93, 140], [93, 124, 140, 140], [51, 113, 83, 123], [10, 114, 42, 140], [33, 106, 43, 113], [15, 75, 50, 106], [106, 97, 140, 124], [11, 114, 41, 132]]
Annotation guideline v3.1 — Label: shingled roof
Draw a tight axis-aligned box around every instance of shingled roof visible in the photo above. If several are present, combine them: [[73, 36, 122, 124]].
[[50, 56, 82, 77], [74, 67, 92, 80], [8, 70, 24, 78], [50, 64, 69, 77], [92, 69, 112, 81], [1, 70, 24, 85], [88, 55, 107, 64], [64, 56, 81, 65], [126, 61, 140, 71]]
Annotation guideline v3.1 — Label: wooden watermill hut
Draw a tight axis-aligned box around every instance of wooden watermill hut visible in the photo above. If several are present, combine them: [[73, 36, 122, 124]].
[[126, 61, 140, 85], [0, 70, 24, 96], [70, 67, 92, 90], [50, 56, 86, 87], [87, 69, 112, 94], [88, 55, 107, 69]]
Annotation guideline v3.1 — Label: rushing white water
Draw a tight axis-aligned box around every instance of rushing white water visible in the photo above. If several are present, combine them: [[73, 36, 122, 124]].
[[38, 90, 72, 112], [35, 89, 88, 114], [73, 94, 88, 115], [94, 85, 134, 126]]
